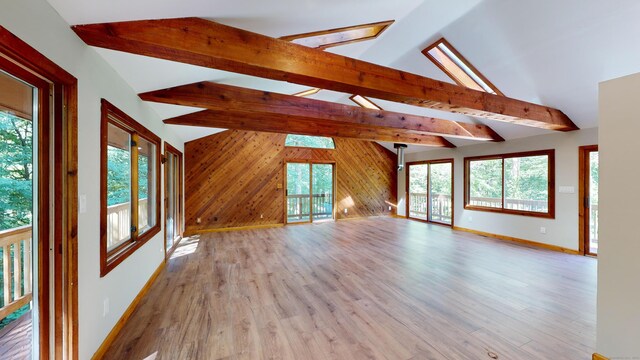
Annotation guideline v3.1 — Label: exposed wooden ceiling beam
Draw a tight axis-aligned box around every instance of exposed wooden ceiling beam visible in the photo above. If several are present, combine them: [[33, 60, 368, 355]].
[[139, 81, 503, 141], [72, 18, 579, 131], [163, 109, 455, 147]]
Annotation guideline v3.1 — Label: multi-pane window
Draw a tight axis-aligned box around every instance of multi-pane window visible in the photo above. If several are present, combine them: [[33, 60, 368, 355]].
[[464, 150, 554, 218], [101, 99, 160, 276]]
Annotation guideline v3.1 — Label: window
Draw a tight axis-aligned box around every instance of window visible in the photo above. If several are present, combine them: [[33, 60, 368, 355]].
[[349, 95, 382, 110], [292, 88, 321, 97], [280, 20, 394, 50], [285, 134, 335, 149], [101, 99, 161, 276], [422, 38, 503, 96], [464, 150, 554, 218]]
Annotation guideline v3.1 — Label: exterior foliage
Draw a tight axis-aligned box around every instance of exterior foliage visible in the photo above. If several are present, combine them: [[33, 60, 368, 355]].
[[285, 134, 335, 149], [0, 112, 32, 231], [469, 156, 549, 201], [106, 146, 149, 206], [0, 112, 32, 328]]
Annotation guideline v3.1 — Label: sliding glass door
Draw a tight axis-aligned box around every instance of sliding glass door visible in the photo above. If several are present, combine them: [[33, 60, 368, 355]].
[[429, 162, 453, 224], [0, 63, 38, 359], [164, 143, 182, 256], [312, 164, 333, 221], [407, 160, 453, 225], [286, 162, 334, 223], [580, 145, 599, 256]]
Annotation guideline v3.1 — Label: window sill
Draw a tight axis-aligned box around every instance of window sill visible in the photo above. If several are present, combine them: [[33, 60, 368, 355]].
[[101, 225, 161, 277], [463, 205, 554, 219]]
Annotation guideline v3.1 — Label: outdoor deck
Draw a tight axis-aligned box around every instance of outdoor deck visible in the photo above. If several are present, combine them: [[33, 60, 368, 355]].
[[0, 310, 31, 360]]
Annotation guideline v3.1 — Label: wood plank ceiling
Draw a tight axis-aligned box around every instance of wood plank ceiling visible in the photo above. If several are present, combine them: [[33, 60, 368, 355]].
[[72, 17, 579, 147]]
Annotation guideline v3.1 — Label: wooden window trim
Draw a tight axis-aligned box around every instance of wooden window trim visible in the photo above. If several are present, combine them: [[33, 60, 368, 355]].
[[463, 149, 555, 219], [405, 159, 455, 227], [422, 37, 504, 96], [100, 99, 161, 276]]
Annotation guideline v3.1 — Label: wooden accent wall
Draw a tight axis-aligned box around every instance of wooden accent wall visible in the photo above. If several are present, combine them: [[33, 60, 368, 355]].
[[185, 130, 397, 233]]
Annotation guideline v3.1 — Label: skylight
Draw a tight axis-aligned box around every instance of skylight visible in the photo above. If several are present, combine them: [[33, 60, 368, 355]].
[[292, 88, 321, 97], [349, 95, 382, 110], [281, 20, 394, 50], [422, 38, 503, 96]]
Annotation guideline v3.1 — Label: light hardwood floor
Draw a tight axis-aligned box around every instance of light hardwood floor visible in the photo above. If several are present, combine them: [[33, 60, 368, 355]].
[[102, 218, 596, 360]]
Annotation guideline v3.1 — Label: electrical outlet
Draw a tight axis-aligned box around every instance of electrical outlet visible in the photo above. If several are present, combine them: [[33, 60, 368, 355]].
[[103, 298, 110, 317], [344, 208, 348, 214], [388, 206, 392, 211], [260, 214, 264, 219], [196, 217, 201, 224], [540, 227, 547, 234]]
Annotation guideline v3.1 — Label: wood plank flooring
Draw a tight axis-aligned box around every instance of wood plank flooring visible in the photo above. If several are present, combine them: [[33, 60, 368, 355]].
[[102, 218, 596, 360]]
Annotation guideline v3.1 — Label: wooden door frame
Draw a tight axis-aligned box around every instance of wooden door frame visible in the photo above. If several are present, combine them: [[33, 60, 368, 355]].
[[284, 160, 336, 224], [405, 158, 454, 227], [0, 26, 78, 359], [164, 142, 183, 259], [579, 145, 598, 256]]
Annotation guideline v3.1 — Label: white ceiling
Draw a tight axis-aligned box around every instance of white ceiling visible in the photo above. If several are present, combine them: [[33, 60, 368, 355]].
[[48, 0, 640, 150]]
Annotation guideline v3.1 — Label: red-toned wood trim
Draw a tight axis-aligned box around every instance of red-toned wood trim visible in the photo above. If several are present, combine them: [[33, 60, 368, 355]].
[[463, 149, 555, 219], [579, 145, 598, 256], [0, 25, 78, 359], [100, 99, 162, 276], [405, 159, 454, 227], [422, 37, 504, 96]]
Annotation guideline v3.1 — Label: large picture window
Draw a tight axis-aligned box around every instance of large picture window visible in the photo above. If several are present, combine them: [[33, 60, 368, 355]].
[[464, 150, 554, 218], [101, 99, 161, 276]]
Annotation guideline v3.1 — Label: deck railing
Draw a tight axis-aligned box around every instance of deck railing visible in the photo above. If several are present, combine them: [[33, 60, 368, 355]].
[[409, 193, 452, 223], [287, 194, 333, 220], [468, 196, 548, 212], [107, 199, 148, 248], [0, 225, 32, 321], [590, 204, 599, 244]]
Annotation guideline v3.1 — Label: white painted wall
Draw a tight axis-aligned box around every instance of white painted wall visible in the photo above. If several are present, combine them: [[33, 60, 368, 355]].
[[0, 0, 184, 358], [597, 73, 640, 357], [397, 128, 598, 251]]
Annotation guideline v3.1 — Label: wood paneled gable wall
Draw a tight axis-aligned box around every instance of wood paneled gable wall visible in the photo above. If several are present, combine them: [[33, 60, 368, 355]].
[[184, 130, 397, 233]]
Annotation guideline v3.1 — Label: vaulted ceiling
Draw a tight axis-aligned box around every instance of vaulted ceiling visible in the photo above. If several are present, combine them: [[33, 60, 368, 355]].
[[48, 0, 640, 152]]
